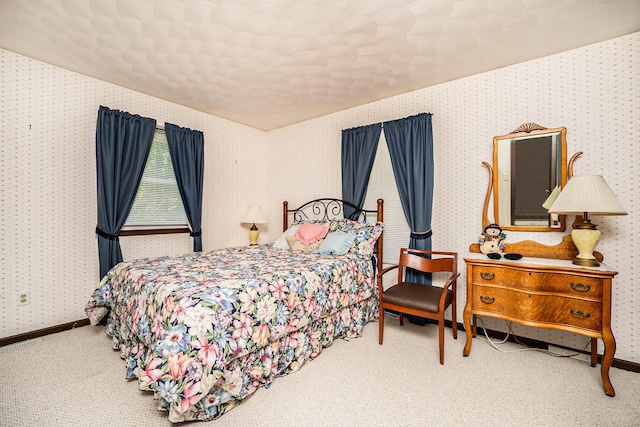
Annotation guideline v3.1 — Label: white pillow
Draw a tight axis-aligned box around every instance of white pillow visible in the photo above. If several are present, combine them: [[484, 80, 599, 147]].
[[272, 224, 301, 249]]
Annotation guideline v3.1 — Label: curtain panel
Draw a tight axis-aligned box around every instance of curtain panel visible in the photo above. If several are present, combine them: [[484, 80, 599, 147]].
[[341, 123, 382, 220], [95, 106, 156, 278], [165, 123, 205, 252], [383, 113, 434, 284]]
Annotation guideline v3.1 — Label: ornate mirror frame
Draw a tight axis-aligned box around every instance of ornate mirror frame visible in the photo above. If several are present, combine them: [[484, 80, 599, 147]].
[[482, 123, 577, 232]]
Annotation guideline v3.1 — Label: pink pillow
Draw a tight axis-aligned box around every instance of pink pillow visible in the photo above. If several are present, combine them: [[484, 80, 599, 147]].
[[295, 222, 329, 244]]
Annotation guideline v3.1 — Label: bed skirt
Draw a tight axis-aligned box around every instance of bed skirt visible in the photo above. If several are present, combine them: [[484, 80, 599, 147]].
[[113, 295, 378, 423]]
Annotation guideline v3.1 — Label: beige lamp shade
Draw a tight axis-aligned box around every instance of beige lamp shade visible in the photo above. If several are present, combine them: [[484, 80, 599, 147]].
[[541, 185, 562, 210], [240, 205, 268, 224], [547, 175, 627, 216], [542, 185, 563, 226], [547, 174, 626, 267]]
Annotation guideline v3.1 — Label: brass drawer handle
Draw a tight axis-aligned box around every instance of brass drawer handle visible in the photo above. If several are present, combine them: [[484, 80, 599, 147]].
[[570, 282, 591, 293], [480, 272, 495, 280], [570, 310, 591, 319], [480, 295, 495, 304]]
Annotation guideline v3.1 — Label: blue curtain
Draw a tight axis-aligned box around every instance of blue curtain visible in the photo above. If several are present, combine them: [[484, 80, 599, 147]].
[[341, 123, 382, 219], [384, 113, 434, 283], [95, 106, 156, 278], [165, 123, 204, 252]]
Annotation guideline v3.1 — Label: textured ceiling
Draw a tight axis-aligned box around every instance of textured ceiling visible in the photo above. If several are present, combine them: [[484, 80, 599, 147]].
[[1, 1, 638, 131]]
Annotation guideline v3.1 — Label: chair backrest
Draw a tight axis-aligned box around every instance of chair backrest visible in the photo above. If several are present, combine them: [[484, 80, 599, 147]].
[[396, 248, 457, 283]]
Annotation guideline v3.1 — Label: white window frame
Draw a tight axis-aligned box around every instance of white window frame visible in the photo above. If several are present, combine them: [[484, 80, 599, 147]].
[[122, 129, 189, 233]]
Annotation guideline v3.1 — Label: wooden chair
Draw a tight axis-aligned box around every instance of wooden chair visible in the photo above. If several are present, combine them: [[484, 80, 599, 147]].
[[377, 248, 459, 365]]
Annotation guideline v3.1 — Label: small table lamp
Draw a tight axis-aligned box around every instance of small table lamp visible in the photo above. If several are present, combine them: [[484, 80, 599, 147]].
[[548, 174, 627, 266], [241, 205, 268, 245]]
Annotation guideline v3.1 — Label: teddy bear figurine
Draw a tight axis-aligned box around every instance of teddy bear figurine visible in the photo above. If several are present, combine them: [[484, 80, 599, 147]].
[[479, 223, 506, 257]]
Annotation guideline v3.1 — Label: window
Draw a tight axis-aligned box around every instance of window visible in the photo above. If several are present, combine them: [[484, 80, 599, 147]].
[[123, 130, 188, 230], [363, 133, 410, 265]]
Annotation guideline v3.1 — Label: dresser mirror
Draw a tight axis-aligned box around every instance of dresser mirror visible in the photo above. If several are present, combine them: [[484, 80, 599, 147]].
[[482, 123, 568, 232]]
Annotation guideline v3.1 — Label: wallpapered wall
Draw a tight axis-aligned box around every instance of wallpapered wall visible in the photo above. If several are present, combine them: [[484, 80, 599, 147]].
[[262, 33, 638, 362], [1, 33, 637, 363], [1, 48, 268, 338]]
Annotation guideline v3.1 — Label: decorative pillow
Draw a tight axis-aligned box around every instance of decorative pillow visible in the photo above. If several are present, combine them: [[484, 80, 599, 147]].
[[273, 224, 301, 249], [314, 231, 357, 255], [295, 222, 329, 244], [286, 235, 323, 253], [329, 219, 384, 257]]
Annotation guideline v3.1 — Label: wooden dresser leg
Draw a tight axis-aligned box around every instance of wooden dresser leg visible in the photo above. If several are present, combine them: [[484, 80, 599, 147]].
[[590, 338, 597, 367], [601, 330, 616, 397], [472, 314, 477, 337], [463, 306, 473, 356]]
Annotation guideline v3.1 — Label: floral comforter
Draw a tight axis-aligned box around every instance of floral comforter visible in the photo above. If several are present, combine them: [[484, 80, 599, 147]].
[[85, 244, 378, 422]]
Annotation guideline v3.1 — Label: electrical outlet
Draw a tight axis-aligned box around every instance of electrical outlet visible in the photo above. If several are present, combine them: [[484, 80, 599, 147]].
[[18, 292, 30, 306]]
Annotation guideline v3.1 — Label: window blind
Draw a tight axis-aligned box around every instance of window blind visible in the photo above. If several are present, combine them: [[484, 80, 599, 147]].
[[124, 130, 188, 228], [364, 133, 410, 265]]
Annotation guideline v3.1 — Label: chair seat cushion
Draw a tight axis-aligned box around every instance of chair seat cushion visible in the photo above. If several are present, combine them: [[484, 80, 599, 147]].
[[382, 282, 452, 313]]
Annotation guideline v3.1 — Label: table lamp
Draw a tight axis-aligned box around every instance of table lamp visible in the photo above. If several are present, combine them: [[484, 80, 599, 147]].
[[241, 205, 267, 245], [548, 174, 627, 266]]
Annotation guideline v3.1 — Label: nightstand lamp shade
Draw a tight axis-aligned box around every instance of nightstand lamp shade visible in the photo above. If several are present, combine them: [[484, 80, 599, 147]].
[[548, 174, 627, 267], [241, 205, 268, 245]]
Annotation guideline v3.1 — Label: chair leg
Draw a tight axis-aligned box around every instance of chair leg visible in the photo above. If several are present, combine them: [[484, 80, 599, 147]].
[[438, 318, 445, 365], [399, 313, 404, 326], [379, 307, 384, 345]]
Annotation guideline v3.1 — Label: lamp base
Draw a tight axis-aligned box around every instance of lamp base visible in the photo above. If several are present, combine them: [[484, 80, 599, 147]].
[[572, 255, 600, 267], [571, 225, 601, 267], [248, 225, 259, 246]]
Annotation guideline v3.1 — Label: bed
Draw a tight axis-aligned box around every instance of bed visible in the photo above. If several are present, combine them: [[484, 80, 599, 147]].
[[85, 198, 384, 423]]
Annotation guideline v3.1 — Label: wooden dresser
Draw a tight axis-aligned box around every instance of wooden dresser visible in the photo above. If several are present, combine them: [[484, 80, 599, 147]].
[[462, 236, 618, 396]]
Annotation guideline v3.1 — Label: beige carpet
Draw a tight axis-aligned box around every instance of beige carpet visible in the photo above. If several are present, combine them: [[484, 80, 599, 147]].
[[1, 320, 638, 426]]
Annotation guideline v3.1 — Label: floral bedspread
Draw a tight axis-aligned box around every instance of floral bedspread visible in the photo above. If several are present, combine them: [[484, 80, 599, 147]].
[[85, 244, 378, 422]]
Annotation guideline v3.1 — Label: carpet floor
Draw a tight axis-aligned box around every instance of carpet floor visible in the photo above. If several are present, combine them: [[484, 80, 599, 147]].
[[1, 320, 638, 426]]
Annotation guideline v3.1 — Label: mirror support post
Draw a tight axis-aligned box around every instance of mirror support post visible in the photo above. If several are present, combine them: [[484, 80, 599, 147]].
[[481, 161, 493, 229]]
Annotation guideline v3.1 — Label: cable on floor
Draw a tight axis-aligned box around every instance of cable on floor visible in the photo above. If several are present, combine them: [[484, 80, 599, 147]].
[[477, 318, 592, 360]]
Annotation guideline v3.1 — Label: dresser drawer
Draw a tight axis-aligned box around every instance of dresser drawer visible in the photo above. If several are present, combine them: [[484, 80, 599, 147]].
[[472, 285, 602, 331], [471, 266, 603, 298]]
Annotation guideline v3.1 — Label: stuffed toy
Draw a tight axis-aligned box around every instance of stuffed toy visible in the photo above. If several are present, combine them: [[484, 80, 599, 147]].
[[479, 223, 506, 258]]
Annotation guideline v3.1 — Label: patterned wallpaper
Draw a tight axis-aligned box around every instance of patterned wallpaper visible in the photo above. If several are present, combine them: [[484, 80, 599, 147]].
[[263, 33, 638, 362], [1, 32, 637, 363], [1, 48, 267, 338]]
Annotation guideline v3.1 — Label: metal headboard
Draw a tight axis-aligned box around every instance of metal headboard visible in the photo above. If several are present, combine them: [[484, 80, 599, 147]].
[[282, 198, 384, 266], [282, 198, 378, 229]]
